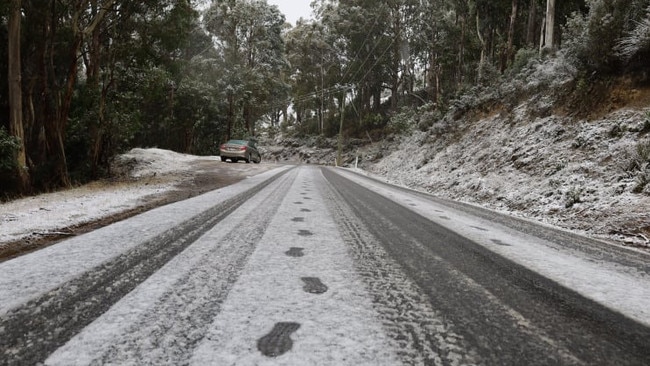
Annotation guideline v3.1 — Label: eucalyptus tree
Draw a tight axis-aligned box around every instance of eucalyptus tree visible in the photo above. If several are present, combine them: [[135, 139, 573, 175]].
[[0, 0, 206, 192], [204, 0, 289, 139], [472, 0, 516, 81], [409, 0, 458, 104], [65, 0, 203, 177], [312, 0, 390, 136], [13, 0, 119, 189], [540, 0, 556, 52], [285, 19, 342, 134], [7, 0, 29, 192]]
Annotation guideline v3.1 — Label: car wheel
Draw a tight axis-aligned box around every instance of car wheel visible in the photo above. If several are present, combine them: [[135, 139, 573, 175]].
[[254, 155, 261, 164]]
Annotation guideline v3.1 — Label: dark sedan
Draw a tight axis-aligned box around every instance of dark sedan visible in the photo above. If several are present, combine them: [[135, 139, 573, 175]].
[[219, 139, 261, 163]]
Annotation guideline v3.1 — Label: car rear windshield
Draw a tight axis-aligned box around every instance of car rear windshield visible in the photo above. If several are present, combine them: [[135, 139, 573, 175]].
[[226, 140, 246, 145]]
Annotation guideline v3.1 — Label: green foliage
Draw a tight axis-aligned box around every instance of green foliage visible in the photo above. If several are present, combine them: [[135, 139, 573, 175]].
[[616, 5, 650, 62], [0, 126, 19, 171], [204, 0, 288, 137], [387, 107, 417, 135], [563, 0, 650, 73], [387, 103, 441, 135], [511, 48, 540, 74]]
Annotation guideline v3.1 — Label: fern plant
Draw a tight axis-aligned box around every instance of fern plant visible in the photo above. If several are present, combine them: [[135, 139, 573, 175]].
[[617, 6, 650, 60]]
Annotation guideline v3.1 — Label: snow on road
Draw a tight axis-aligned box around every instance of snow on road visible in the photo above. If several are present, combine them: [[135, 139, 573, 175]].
[[46, 167, 400, 365], [0, 148, 273, 249], [190, 167, 399, 365]]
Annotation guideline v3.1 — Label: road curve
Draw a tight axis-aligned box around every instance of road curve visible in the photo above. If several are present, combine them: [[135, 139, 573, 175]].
[[0, 165, 648, 365]]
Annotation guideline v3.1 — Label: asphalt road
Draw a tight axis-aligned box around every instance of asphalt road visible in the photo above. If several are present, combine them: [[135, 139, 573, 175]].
[[1, 166, 649, 365]]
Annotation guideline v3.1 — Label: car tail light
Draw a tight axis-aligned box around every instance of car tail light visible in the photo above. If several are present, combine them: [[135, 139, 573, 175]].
[[238, 146, 246, 151], [220, 144, 225, 150]]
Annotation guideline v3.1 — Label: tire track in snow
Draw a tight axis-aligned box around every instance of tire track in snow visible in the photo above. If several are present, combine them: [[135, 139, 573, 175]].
[[320, 169, 479, 366], [44, 169, 298, 365]]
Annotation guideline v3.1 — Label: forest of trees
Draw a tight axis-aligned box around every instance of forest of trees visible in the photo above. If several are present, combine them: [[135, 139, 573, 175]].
[[1, 0, 650, 197]]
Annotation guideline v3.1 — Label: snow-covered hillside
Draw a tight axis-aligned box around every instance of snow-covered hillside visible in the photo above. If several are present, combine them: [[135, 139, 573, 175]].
[[370, 107, 650, 249]]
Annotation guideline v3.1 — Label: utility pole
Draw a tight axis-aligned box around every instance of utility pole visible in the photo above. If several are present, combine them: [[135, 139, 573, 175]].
[[337, 89, 344, 166], [320, 60, 325, 135]]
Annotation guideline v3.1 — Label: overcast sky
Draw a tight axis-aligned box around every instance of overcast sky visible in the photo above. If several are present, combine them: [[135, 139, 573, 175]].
[[267, 0, 313, 26]]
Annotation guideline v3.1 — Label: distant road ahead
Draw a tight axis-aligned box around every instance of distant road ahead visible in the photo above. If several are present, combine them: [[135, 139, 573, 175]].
[[1, 166, 649, 365]]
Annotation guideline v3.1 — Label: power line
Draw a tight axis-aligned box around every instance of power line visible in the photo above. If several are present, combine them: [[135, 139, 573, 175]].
[[268, 6, 396, 113], [339, 14, 381, 83]]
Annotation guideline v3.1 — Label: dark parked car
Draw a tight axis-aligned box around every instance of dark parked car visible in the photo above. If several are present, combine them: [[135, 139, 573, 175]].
[[219, 139, 261, 163]]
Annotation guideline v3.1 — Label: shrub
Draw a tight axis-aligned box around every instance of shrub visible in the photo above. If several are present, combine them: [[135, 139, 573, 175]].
[[387, 107, 417, 135], [633, 169, 650, 194], [511, 48, 539, 75], [616, 5, 650, 61], [622, 139, 650, 194], [563, 0, 631, 73], [0, 126, 20, 171], [632, 139, 650, 171], [565, 186, 584, 208]]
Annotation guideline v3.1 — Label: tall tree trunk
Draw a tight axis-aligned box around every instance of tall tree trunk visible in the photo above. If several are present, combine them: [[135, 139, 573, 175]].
[[243, 103, 252, 136], [505, 0, 519, 71], [541, 0, 556, 52], [390, 6, 401, 112], [476, 12, 487, 82], [50, 33, 84, 188], [526, 0, 537, 46], [227, 93, 234, 141], [428, 50, 440, 105], [8, 0, 30, 192], [88, 0, 104, 178], [457, 15, 466, 87], [30, 2, 53, 175]]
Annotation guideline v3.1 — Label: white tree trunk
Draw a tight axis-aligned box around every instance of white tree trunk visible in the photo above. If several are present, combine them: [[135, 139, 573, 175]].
[[8, 0, 30, 191], [542, 0, 556, 50]]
